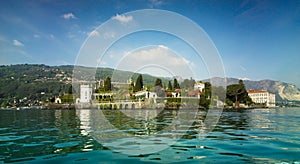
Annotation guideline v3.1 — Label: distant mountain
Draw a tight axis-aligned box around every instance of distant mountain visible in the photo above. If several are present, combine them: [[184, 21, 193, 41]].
[[204, 77, 300, 102]]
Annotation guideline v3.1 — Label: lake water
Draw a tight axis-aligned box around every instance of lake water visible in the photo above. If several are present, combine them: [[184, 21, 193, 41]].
[[0, 108, 300, 163]]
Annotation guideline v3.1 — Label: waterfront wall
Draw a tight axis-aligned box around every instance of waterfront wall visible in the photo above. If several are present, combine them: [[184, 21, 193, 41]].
[[75, 102, 142, 110]]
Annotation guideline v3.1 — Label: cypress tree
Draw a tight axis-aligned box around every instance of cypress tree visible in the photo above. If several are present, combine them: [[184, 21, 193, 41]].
[[134, 74, 143, 92], [104, 76, 111, 91], [168, 81, 173, 91], [68, 85, 73, 94], [173, 78, 180, 90], [155, 78, 163, 88], [154, 78, 165, 97]]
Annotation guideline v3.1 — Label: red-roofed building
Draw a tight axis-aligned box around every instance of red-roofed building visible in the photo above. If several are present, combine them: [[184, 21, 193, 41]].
[[247, 89, 276, 107]]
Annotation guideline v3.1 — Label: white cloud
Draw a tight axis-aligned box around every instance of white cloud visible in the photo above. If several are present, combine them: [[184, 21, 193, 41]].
[[158, 45, 168, 49], [116, 45, 194, 78], [239, 77, 251, 81], [62, 13, 76, 19], [88, 30, 100, 37], [13, 39, 24, 46], [128, 46, 188, 66], [112, 14, 133, 23]]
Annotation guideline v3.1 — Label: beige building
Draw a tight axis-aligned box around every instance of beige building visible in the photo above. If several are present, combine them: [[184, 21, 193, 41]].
[[247, 89, 276, 107], [194, 82, 205, 92]]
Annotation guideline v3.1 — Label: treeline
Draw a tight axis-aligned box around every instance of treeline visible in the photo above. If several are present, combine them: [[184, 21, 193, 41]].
[[94, 74, 246, 109], [0, 64, 74, 107], [94, 73, 253, 108]]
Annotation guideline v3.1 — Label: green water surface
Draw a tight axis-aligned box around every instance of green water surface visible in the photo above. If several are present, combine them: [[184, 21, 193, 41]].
[[0, 108, 300, 163]]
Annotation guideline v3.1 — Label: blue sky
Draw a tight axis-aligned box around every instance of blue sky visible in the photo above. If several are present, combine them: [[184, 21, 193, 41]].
[[0, 0, 300, 87]]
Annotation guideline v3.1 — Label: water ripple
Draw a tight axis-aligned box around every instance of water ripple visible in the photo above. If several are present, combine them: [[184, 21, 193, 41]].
[[0, 108, 299, 163]]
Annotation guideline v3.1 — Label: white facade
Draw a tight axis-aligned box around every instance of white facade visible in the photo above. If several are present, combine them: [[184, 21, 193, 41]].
[[247, 89, 276, 107], [55, 97, 61, 104], [135, 91, 157, 99], [269, 93, 276, 107], [171, 92, 180, 98], [194, 82, 205, 92], [80, 84, 92, 103]]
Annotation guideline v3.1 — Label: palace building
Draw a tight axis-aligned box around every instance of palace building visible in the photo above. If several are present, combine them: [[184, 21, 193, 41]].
[[247, 89, 276, 107]]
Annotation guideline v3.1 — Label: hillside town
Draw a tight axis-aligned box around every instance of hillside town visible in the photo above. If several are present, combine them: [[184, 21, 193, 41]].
[[2, 64, 298, 110]]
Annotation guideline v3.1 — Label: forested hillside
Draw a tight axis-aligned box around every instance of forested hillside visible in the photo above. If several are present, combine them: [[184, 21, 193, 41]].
[[0, 64, 73, 107], [0, 64, 168, 107]]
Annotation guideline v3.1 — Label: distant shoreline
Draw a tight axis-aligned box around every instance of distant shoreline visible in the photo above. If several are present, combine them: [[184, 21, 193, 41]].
[[1, 103, 282, 111]]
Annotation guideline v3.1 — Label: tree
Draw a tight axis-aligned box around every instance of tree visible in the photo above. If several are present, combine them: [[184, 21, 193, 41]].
[[167, 81, 173, 91], [145, 84, 153, 91], [154, 78, 163, 88], [181, 78, 195, 89], [60, 94, 74, 103], [127, 78, 134, 93], [238, 80, 253, 106], [68, 85, 73, 94], [199, 93, 210, 109], [173, 78, 180, 90], [226, 80, 249, 108], [237, 80, 249, 104], [154, 78, 165, 97], [133, 74, 143, 92], [198, 82, 212, 109], [104, 76, 111, 91]]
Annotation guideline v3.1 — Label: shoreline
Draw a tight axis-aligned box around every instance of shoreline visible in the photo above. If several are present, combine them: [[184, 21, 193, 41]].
[[1, 103, 283, 111]]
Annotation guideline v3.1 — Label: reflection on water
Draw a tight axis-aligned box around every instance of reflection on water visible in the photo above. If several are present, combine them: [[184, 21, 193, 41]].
[[77, 109, 205, 155], [0, 108, 300, 163]]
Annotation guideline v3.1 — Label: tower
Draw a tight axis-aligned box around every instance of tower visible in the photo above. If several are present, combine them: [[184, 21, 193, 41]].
[[80, 84, 92, 103]]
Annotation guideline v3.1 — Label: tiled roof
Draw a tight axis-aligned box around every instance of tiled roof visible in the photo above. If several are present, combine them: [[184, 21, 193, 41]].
[[247, 89, 268, 93]]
